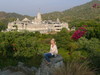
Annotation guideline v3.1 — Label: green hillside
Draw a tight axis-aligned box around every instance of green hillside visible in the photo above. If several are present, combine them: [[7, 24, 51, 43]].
[[42, 0, 100, 22], [0, 12, 33, 31], [0, 0, 100, 22], [0, 11, 33, 21]]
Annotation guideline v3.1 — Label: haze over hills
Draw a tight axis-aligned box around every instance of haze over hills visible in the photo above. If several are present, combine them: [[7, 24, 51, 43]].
[[0, 0, 100, 22]]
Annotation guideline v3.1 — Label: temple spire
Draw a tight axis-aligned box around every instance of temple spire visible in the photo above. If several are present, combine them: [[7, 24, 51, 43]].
[[37, 12, 42, 20], [56, 18, 60, 23], [36, 12, 42, 24]]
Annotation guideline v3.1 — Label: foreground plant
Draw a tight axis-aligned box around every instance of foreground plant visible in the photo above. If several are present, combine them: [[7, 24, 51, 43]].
[[53, 61, 95, 75]]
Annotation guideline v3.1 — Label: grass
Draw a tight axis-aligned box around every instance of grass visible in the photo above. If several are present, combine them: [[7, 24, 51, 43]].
[[53, 60, 95, 75]]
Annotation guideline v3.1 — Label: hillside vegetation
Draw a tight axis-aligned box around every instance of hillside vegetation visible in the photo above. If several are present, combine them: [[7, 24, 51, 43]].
[[42, 0, 100, 22], [0, 11, 33, 31], [0, 11, 33, 20]]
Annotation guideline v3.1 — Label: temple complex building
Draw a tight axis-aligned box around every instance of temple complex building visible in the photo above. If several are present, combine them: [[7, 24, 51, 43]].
[[7, 12, 70, 33]]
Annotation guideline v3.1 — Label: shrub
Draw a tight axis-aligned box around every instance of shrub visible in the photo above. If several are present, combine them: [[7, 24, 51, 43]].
[[89, 52, 100, 74], [77, 37, 100, 53], [54, 28, 71, 50], [67, 42, 78, 53], [71, 27, 87, 40]]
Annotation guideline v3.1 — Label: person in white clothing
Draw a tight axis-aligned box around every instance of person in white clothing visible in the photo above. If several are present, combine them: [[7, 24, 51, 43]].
[[44, 38, 58, 64]]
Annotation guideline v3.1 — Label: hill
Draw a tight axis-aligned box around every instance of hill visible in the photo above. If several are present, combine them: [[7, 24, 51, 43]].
[[42, 0, 100, 22], [0, 0, 100, 22], [0, 11, 33, 21], [0, 12, 33, 31]]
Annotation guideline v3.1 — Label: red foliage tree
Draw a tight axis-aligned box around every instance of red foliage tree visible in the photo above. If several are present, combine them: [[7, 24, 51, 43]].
[[71, 26, 87, 40], [92, 3, 100, 8]]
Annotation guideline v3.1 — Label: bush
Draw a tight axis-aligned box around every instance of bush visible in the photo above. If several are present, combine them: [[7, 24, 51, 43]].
[[54, 28, 71, 50], [77, 37, 100, 53], [0, 32, 50, 68], [89, 52, 100, 74]]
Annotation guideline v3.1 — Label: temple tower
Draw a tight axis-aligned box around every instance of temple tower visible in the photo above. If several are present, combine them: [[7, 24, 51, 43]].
[[56, 18, 60, 23], [36, 12, 42, 24]]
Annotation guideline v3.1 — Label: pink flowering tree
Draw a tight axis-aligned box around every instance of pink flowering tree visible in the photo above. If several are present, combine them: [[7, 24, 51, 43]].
[[67, 26, 87, 59], [71, 26, 87, 40], [92, 3, 100, 8]]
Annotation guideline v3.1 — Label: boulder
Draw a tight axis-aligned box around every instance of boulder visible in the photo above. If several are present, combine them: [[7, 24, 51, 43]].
[[0, 70, 12, 75], [0, 70, 25, 75], [0, 55, 64, 75], [31, 67, 38, 72], [35, 55, 64, 75], [17, 62, 37, 75], [18, 62, 24, 67], [0, 62, 37, 75], [10, 71, 25, 75]]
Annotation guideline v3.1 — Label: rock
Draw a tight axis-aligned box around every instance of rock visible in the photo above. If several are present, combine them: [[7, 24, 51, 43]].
[[35, 55, 64, 75], [31, 67, 37, 72], [0, 62, 37, 75], [0, 70, 26, 75], [0, 70, 12, 75], [17, 66, 34, 75], [10, 71, 25, 75], [15, 62, 36, 75], [0, 55, 64, 75], [18, 62, 24, 67]]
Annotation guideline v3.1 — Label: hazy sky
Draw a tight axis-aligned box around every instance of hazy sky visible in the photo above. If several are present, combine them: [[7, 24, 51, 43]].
[[0, 0, 92, 16]]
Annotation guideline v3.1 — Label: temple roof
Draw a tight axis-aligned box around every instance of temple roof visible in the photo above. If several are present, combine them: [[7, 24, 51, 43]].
[[22, 18, 30, 22]]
